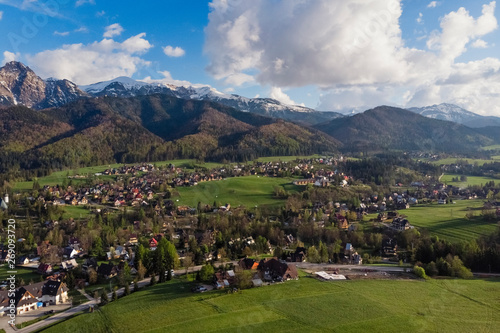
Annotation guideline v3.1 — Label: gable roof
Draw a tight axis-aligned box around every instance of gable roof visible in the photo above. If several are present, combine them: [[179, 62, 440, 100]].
[[42, 280, 68, 296]]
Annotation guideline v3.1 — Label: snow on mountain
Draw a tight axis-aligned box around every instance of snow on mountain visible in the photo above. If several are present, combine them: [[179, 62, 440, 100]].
[[0, 61, 89, 109], [81, 76, 149, 94], [0, 61, 343, 124], [77, 76, 343, 124], [408, 103, 500, 128]]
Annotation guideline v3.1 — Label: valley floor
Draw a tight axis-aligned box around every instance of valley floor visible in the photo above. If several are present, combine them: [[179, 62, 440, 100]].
[[38, 273, 500, 333]]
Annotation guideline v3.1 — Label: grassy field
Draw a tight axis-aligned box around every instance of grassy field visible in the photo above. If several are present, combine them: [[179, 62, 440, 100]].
[[0, 264, 41, 284], [174, 176, 300, 208], [12, 156, 311, 191], [440, 174, 498, 187], [13, 160, 203, 191], [481, 145, 500, 151], [401, 200, 498, 243], [431, 157, 500, 166], [40, 275, 500, 333], [254, 155, 321, 162]]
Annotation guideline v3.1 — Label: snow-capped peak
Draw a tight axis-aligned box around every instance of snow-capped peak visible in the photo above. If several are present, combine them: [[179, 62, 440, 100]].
[[407, 103, 500, 128], [81, 76, 149, 93]]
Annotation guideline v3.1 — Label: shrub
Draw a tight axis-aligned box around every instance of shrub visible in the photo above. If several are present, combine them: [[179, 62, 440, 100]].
[[413, 266, 428, 279]]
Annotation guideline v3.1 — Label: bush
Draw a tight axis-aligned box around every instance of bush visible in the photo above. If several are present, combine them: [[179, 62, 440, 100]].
[[413, 266, 428, 279], [425, 261, 439, 277]]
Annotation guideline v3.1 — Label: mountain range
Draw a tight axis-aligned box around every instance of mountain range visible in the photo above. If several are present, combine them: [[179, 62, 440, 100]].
[[0, 93, 339, 182], [0, 62, 89, 110], [0, 62, 342, 125], [0, 61, 499, 181], [316, 106, 496, 153], [408, 103, 500, 128]]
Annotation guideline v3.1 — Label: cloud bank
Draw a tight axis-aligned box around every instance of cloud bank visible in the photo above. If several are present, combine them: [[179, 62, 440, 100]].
[[27, 33, 153, 85], [205, 0, 500, 115]]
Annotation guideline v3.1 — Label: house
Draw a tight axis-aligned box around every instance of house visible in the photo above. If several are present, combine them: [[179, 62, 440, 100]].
[[97, 263, 117, 279], [17, 256, 30, 265], [382, 238, 398, 255], [127, 234, 138, 246], [238, 258, 259, 270], [78, 197, 88, 205], [257, 258, 298, 282], [37, 263, 53, 275], [68, 237, 81, 250], [63, 247, 78, 259], [149, 237, 158, 249], [214, 270, 236, 289], [0, 249, 11, 263], [12, 288, 39, 314], [391, 217, 411, 231], [345, 243, 354, 255], [61, 259, 78, 271], [352, 252, 363, 265], [289, 247, 306, 262], [335, 214, 348, 229], [40, 280, 68, 304]]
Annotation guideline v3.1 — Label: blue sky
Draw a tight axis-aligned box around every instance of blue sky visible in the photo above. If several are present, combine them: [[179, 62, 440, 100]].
[[1, 0, 500, 116]]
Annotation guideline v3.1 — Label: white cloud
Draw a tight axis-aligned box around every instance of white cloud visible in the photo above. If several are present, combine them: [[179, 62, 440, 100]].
[[54, 31, 70, 36], [426, 2, 498, 61], [427, 1, 438, 8], [142, 70, 195, 87], [103, 23, 124, 38], [471, 39, 489, 48], [269, 87, 297, 105], [96, 10, 105, 17], [162, 45, 185, 57], [417, 13, 423, 24], [206, 0, 500, 116], [75, 26, 89, 33], [206, 0, 407, 88], [27, 33, 153, 85], [76, 0, 95, 6], [223, 73, 254, 86], [1, 51, 19, 65], [0, 11, 3, 20]]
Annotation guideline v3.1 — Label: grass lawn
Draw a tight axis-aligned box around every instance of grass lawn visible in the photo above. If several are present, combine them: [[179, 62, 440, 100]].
[[481, 145, 500, 151], [39, 276, 500, 333], [68, 289, 91, 306], [401, 200, 498, 243], [254, 155, 321, 162], [431, 157, 500, 166], [174, 176, 300, 208], [440, 174, 499, 187], [12, 156, 312, 191], [61, 205, 92, 219], [0, 264, 41, 284]]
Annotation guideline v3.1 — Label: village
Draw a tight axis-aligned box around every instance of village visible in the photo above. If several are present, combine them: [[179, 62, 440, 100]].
[[0, 157, 499, 328]]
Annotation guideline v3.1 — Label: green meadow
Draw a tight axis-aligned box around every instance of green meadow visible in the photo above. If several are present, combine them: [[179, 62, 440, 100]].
[[440, 174, 499, 187], [431, 157, 500, 166], [400, 200, 498, 243], [40, 275, 500, 333], [12, 159, 213, 191], [174, 176, 300, 208]]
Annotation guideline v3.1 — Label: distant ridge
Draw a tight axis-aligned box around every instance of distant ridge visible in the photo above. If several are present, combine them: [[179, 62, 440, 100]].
[[408, 103, 500, 128], [0, 61, 343, 125], [315, 106, 495, 153]]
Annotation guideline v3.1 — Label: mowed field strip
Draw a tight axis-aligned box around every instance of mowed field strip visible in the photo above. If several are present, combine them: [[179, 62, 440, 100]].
[[40, 275, 500, 333]]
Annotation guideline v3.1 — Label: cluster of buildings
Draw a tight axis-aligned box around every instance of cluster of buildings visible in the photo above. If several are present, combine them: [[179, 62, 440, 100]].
[[0, 280, 68, 315]]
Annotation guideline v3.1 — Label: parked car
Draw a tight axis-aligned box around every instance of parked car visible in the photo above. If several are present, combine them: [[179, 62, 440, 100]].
[[191, 285, 207, 293]]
